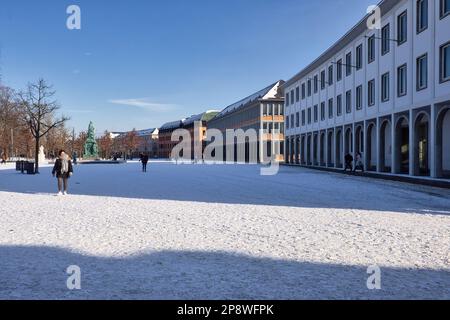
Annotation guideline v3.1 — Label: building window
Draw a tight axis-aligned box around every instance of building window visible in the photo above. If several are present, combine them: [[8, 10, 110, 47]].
[[417, 0, 428, 33], [307, 79, 312, 96], [307, 108, 312, 124], [321, 70, 326, 90], [314, 75, 318, 93], [441, 0, 450, 19], [313, 105, 318, 122], [301, 110, 306, 126], [417, 54, 428, 90], [397, 64, 407, 97], [346, 52, 352, 76], [381, 24, 390, 55], [286, 117, 289, 129], [368, 79, 375, 106], [328, 98, 333, 118], [356, 44, 363, 70], [356, 85, 363, 110], [285, 93, 289, 106], [291, 90, 295, 104], [296, 87, 300, 102], [368, 35, 375, 63], [441, 42, 450, 82], [291, 114, 294, 128], [345, 90, 352, 113], [296, 112, 300, 127], [274, 104, 279, 116], [381, 72, 390, 102], [397, 11, 408, 45], [320, 102, 325, 121], [337, 95, 342, 116], [268, 104, 273, 116], [302, 83, 306, 99], [328, 65, 333, 85], [337, 59, 343, 81]]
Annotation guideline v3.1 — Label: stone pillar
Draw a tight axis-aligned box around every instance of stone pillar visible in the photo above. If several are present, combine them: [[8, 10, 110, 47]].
[[376, 118, 381, 172], [430, 104, 437, 178], [409, 109, 416, 176], [391, 114, 397, 174]]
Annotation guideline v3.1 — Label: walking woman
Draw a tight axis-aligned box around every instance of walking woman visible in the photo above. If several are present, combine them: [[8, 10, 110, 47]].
[[52, 150, 74, 196]]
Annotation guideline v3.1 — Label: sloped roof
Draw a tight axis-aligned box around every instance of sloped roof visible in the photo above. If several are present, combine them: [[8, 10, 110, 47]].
[[183, 110, 220, 127], [159, 120, 184, 131], [213, 80, 284, 120]]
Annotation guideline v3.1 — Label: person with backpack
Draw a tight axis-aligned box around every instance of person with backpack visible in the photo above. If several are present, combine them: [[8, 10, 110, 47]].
[[344, 153, 353, 172], [52, 150, 74, 196], [354, 152, 364, 173], [141, 153, 149, 172]]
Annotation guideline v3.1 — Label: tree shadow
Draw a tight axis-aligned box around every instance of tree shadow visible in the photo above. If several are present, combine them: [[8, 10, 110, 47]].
[[0, 163, 450, 215], [0, 245, 448, 300]]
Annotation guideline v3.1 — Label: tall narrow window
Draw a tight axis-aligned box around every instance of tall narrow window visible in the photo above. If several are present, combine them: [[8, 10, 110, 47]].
[[314, 75, 318, 93], [356, 44, 363, 70], [307, 108, 312, 124], [417, 0, 428, 33], [346, 52, 352, 76], [368, 35, 375, 63], [328, 65, 333, 85], [356, 85, 363, 110], [381, 24, 390, 55], [307, 79, 312, 96], [321, 70, 326, 90], [417, 54, 428, 90], [397, 64, 407, 97], [313, 105, 318, 122], [337, 95, 342, 116], [291, 90, 295, 104], [285, 93, 289, 106], [345, 90, 352, 113], [302, 83, 306, 99], [328, 98, 333, 118], [381, 72, 390, 102], [337, 59, 343, 81], [296, 87, 300, 102], [286, 117, 289, 129], [320, 102, 325, 121], [397, 11, 408, 45], [440, 0, 450, 19], [301, 110, 306, 126], [368, 79, 375, 107], [296, 112, 300, 127], [440, 42, 450, 82]]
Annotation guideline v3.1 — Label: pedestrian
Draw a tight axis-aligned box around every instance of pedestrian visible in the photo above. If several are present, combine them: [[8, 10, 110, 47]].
[[141, 153, 149, 172], [1, 153, 6, 164], [52, 150, 73, 196], [354, 152, 364, 172], [344, 153, 353, 172]]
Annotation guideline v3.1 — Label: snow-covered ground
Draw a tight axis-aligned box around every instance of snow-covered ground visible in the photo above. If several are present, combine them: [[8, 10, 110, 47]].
[[0, 161, 449, 300]]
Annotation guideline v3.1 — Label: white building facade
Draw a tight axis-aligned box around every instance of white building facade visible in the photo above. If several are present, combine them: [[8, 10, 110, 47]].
[[284, 0, 450, 178]]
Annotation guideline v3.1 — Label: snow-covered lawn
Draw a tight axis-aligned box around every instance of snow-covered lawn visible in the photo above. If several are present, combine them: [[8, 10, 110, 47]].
[[0, 162, 449, 300]]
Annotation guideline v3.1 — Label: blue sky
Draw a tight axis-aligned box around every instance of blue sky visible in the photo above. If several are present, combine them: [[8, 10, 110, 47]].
[[0, 0, 375, 133]]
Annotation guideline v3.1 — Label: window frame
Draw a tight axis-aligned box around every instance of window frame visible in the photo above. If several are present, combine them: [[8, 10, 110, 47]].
[[397, 64, 408, 97], [416, 53, 428, 91], [416, 0, 428, 34], [440, 41, 450, 83], [368, 79, 375, 107], [345, 90, 352, 114], [328, 98, 333, 119], [381, 72, 390, 102], [346, 52, 352, 77], [337, 94, 342, 116], [381, 24, 390, 56], [397, 10, 408, 46], [368, 35, 376, 63], [356, 85, 363, 110], [337, 59, 343, 81], [356, 44, 363, 70], [440, 0, 450, 19]]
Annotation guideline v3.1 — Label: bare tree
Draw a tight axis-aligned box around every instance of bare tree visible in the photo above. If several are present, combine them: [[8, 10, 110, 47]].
[[18, 79, 69, 173]]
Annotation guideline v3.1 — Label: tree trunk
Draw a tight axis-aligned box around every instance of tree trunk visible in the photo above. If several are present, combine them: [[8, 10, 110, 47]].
[[35, 136, 40, 174]]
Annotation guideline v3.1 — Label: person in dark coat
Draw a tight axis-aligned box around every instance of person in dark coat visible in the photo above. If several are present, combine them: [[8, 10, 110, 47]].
[[344, 153, 353, 172], [141, 153, 149, 172], [52, 150, 74, 195]]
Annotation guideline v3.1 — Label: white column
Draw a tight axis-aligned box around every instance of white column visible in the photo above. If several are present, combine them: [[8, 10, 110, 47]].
[[409, 109, 415, 176], [391, 114, 397, 174], [430, 104, 437, 177], [352, 123, 356, 170], [325, 130, 329, 167], [376, 118, 381, 172]]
